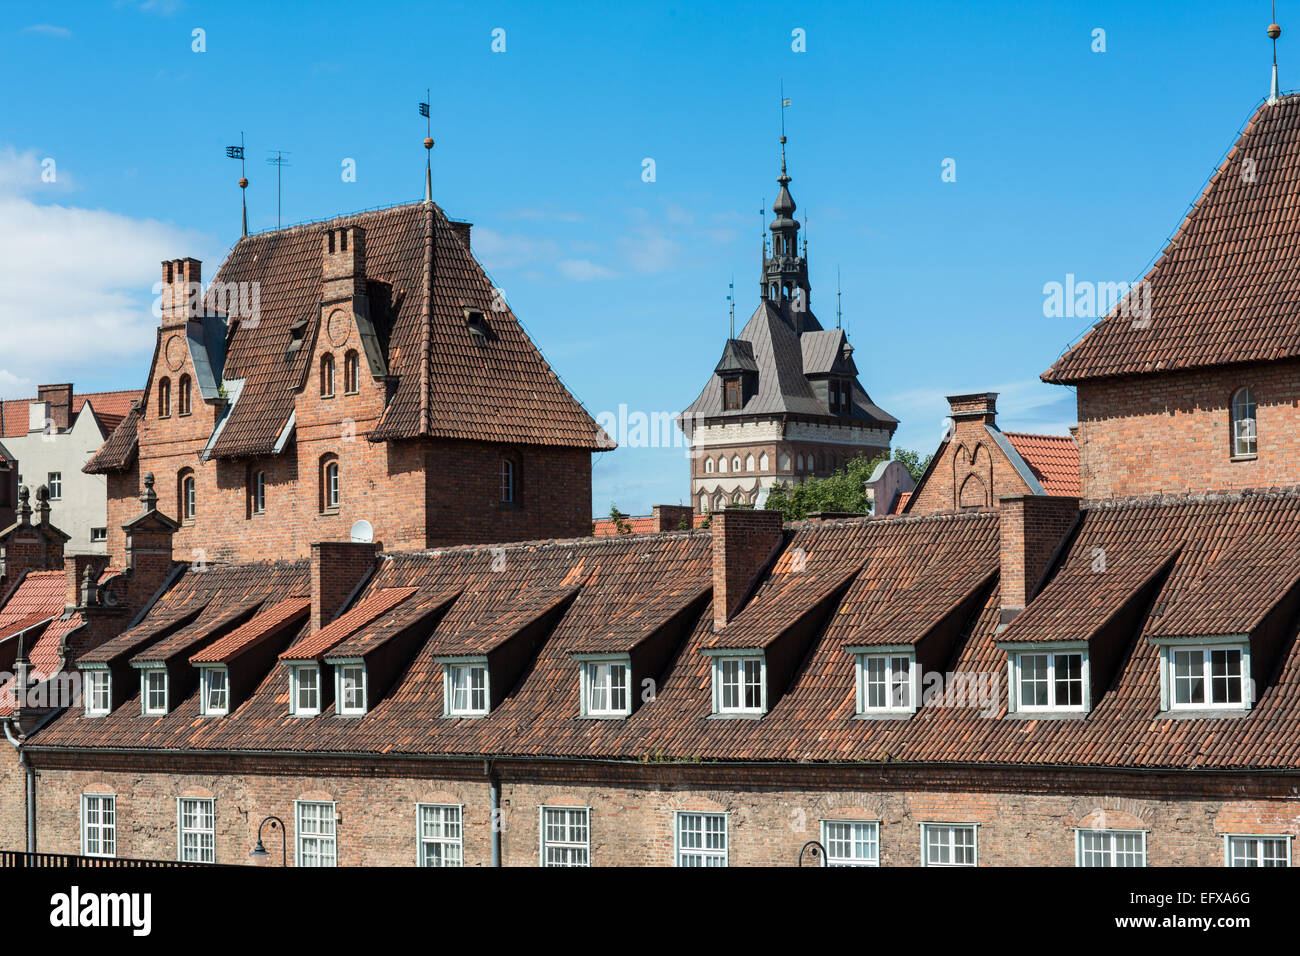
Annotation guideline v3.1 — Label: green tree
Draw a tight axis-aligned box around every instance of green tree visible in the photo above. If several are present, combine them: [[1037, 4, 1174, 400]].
[[763, 448, 932, 521]]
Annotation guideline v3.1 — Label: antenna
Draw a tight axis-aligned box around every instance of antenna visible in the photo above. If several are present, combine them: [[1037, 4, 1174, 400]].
[[419, 90, 434, 202], [265, 150, 292, 229], [225, 133, 248, 237], [728, 276, 736, 338], [1270, 6, 1283, 104], [836, 267, 842, 329]]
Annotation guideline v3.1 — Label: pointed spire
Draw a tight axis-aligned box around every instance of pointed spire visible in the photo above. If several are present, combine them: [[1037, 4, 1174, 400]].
[[1270, 13, 1283, 104]]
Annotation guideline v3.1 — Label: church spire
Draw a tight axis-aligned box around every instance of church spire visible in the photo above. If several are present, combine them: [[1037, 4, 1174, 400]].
[[759, 93, 811, 323]]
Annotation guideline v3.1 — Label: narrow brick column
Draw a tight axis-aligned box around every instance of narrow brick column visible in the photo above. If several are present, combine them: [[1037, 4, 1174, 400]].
[[711, 509, 784, 629], [998, 494, 1079, 622], [311, 541, 381, 631]]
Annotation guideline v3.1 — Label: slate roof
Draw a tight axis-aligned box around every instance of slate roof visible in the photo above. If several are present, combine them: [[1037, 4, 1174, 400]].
[[683, 300, 896, 425], [86, 202, 609, 471], [1004, 432, 1081, 497], [29, 491, 1300, 770], [1044, 96, 1300, 384]]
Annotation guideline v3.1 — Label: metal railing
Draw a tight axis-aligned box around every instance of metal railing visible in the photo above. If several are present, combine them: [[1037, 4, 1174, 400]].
[[0, 850, 215, 868]]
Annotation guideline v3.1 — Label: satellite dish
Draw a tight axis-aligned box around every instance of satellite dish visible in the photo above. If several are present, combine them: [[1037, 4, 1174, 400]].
[[350, 519, 374, 544]]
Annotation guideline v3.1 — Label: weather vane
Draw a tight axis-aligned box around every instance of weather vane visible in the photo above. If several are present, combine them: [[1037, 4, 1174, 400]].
[[1270, 4, 1283, 104], [420, 89, 433, 202], [225, 133, 247, 237], [727, 276, 735, 338]]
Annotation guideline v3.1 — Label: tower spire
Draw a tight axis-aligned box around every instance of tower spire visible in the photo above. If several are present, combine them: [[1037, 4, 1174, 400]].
[[1270, 10, 1283, 105], [760, 87, 810, 317]]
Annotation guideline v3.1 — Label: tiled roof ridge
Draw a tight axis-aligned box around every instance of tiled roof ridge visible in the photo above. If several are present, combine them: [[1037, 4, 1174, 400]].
[[807, 508, 999, 530], [394, 527, 714, 561], [237, 199, 434, 244], [1081, 485, 1300, 511], [1002, 430, 1076, 443]]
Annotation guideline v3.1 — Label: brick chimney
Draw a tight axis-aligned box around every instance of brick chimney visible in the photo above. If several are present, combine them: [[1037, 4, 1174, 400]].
[[947, 392, 999, 426], [449, 220, 472, 251], [310, 541, 381, 631], [0, 486, 68, 582], [321, 225, 366, 303], [998, 494, 1079, 624], [711, 509, 784, 629], [161, 258, 202, 328], [651, 504, 694, 531], [37, 384, 73, 432]]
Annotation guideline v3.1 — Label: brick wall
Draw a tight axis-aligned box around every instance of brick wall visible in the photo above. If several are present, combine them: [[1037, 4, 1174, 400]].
[[908, 393, 1033, 515], [711, 508, 784, 628], [998, 494, 1079, 615], [18, 754, 1300, 865], [1076, 358, 1300, 499]]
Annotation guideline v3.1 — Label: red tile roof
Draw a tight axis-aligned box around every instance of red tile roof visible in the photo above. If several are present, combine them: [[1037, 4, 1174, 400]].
[[279, 586, 419, 661], [1004, 432, 1081, 497], [0, 389, 142, 440], [1043, 97, 1300, 384], [0, 571, 84, 716], [191, 597, 311, 664]]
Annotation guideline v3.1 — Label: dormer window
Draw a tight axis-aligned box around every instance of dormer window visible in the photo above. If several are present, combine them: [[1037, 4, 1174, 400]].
[[200, 666, 229, 716], [723, 377, 742, 411], [465, 308, 489, 345], [336, 662, 367, 716], [84, 667, 111, 717], [1162, 643, 1250, 712], [289, 664, 321, 716], [140, 667, 168, 716], [1008, 648, 1088, 714], [580, 658, 631, 717], [851, 649, 918, 715], [709, 653, 765, 716], [444, 661, 489, 717]]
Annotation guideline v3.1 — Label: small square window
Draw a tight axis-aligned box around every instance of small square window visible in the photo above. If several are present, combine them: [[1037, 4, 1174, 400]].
[[290, 664, 320, 716], [141, 669, 168, 715], [200, 667, 229, 716], [1164, 644, 1249, 711], [582, 659, 631, 717], [1077, 829, 1146, 867], [854, 652, 916, 714], [712, 655, 764, 715], [1012, 650, 1087, 713], [336, 663, 366, 716], [90, 527, 107, 543], [822, 820, 879, 866], [921, 824, 977, 867], [84, 670, 111, 717], [444, 662, 489, 717]]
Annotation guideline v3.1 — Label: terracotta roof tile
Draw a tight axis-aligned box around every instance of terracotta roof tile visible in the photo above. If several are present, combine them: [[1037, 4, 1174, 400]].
[[1004, 432, 1081, 497], [191, 597, 311, 664], [280, 586, 419, 661]]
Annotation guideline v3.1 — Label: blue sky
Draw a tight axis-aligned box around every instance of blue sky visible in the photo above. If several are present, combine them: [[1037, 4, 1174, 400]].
[[0, 0, 1281, 514]]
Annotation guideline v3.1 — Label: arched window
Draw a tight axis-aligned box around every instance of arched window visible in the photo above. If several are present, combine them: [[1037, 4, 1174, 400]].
[[718, 456, 728, 474], [713, 492, 725, 511], [705, 458, 714, 474], [745, 454, 755, 472], [700, 491, 710, 513], [158, 378, 171, 418], [178, 374, 192, 416], [320, 455, 339, 513], [759, 452, 769, 471], [178, 469, 196, 522], [797, 454, 805, 472], [501, 458, 517, 504], [249, 468, 266, 516], [344, 350, 360, 394], [732, 455, 742, 473], [779, 453, 791, 472], [1232, 387, 1257, 457], [320, 353, 335, 398], [732, 492, 743, 504]]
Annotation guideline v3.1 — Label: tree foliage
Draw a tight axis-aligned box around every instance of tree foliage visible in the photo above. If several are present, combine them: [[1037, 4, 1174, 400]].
[[763, 448, 932, 521]]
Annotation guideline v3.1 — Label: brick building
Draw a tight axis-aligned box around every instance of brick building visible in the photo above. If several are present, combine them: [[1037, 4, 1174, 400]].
[[679, 138, 897, 512], [84, 201, 610, 565]]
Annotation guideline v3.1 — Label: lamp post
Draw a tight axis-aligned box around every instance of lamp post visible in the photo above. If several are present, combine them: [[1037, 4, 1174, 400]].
[[250, 815, 287, 867], [798, 840, 826, 867]]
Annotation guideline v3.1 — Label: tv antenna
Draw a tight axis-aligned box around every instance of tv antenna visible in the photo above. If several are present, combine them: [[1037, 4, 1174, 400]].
[[265, 149, 292, 229]]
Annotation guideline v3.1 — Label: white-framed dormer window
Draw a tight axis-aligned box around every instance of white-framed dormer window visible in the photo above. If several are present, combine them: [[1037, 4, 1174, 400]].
[[199, 667, 229, 716], [1225, 834, 1291, 867], [708, 652, 765, 716], [1156, 641, 1251, 712], [295, 800, 337, 867], [83, 667, 111, 717], [920, 823, 977, 867], [821, 819, 880, 866], [1007, 647, 1089, 713], [289, 664, 320, 717], [335, 662, 367, 716], [675, 811, 727, 867], [417, 804, 464, 867], [540, 806, 591, 866], [578, 657, 631, 717], [177, 797, 216, 863], [443, 661, 489, 717], [81, 794, 116, 858], [1076, 828, 1146, 867], [140, 667, 168, 716], [849, 648, 917, 715]]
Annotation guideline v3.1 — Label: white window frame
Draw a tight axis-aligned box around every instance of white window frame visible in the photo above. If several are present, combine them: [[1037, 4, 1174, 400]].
[[139, 666, 168, 716], [90, 527, 107, 543], [820, 819, 880, 866], [540, 806, 591, 867], [199, 666, 229, 716], [706, 651, 766, 716], [83, 667, 111, 717], [1224, 834, 1292, 867], [47, 472, 62, 500], [416, 803, 464, 867], [577, 656, 632, 717], [920, 823, 978, 867], [1155, 641, 1252, 712], [847, 647, 918, 715], [1005, 645, 1089, 714], [334, 660, 367, 716], [177, 796, 216, 863], [295, 800, 337, 867], [442, 659, 490, 717], [1075, 828, 1147, 867], [1232, 387, 1257, 457], [81, 794, 116, 858], [674, 810, 728, 867], [288, 663, 321, 717]]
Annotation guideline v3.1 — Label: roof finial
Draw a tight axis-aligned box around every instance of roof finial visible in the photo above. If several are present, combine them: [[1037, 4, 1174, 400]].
[[420, 90, 434, 202], [226, 133, 248, 237], [1270, 6, 1283, 104], [779, 81, 791, 181], [728, 276, 736, 338], [836, 266, 842, 330], [140, 472, 157, 515]]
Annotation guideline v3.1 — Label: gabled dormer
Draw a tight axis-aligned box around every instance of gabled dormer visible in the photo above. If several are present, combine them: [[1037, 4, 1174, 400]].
[[713, 339, 759, 411], [191, 596, 311, 716]]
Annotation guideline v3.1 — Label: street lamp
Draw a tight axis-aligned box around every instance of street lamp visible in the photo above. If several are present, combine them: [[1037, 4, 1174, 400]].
[[250, 815, 287, 866], [798, 840, 827, 867]]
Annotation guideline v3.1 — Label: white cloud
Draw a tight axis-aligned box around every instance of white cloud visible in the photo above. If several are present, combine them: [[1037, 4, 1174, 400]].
[[21, 24, 71, 38], [557, 258, 617, 282], [0, 147, 75, 195], [471, 227, 560, 271]]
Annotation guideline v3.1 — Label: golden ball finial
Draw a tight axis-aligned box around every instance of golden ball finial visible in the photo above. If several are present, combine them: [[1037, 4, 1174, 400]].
[[779, 135, 787, 144], [238, 177, 248, 189], [1269, 22, 1282, 39], [424, 136, 434, 150]]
